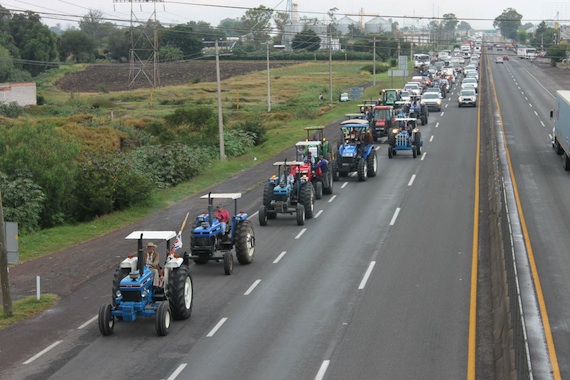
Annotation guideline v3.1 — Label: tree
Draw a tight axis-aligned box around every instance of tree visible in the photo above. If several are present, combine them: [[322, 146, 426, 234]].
[[0, 47, 14, 82], [58, 30, 97, 63], [494, 8, 522, 40], [159, 24, 203, 59], [106, 28, 130, 61], [273, 11, 289, 43], [547, 44, 567, 66], [532, 21, 558, 49], [291, 28, 321, 51], [9, 12, 58, 76], [517, 30, 528, 44], [218, 18, 243, 37], [79, 10, 116, 45], [457, 21, 472, 31], [240, 5, 273, 48]]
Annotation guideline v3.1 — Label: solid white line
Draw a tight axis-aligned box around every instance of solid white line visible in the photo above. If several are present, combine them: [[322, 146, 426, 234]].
[[167, 364, 188, 380], [429, 135, 434, 142], [341, 182, 348, 188], [207, 318, 228, 337], [358, 261, 376, 289], [421, 152, 427, 161], [244, 279, 261, 295], [24, 341, 62, 364], [435, 122, 440, 128], [328, 195, 337, 203], [295, 228, 307, 239], [408, 174, 416, 186], [315, 360, 330, 380], [314, 210, 323, 218], [78, 316, 97, 330], [389, 208, 400, 226], [273, 251, 287, 264]]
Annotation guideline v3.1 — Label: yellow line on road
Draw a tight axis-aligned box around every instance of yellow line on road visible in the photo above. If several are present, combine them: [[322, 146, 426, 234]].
[[467, 58, 481, 380], [488, 54, 561, 379]]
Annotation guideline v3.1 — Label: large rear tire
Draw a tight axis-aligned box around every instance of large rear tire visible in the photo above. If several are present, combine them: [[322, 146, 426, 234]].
[[301, 184, 314, 219], [367, 150, 378, 177], [98, 303, 114, 336], [168, 265, 193, 320], [258, 205, 267, 226], [112, 267, 129, 306], [388, 147, 393, 158], [263, 182, 275, 207], [296, 204, 305, 226], [314, 181, 323, 200], [357, 159, 368, 181], [235, 220, 255, 265], [156, 301, 171, 336]]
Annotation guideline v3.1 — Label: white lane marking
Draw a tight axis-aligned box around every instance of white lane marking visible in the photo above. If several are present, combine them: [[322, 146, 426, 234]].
[[167, 364, 187, 380], [315, 360, 330, 380], [421, 152, 427, 161], [78, 316, 97, 330], [408, 174, 416, 186], [328, 195, 337, 203], [534, 110, 538, 116], [341, 182, 348, 189], [440, 112, 445, 117], [375, 145, 381, 151], [295, 228, 307, 239], [540, 120, 545, 127], [244, 279, 261, 295], [429, 135, 434, 142], [548, 134, 553, 140], [24, 341, 62, 364], [207, 318, 228, 337], [248, 211, 258, 220], [445, 104, 448, 108], [358, 261, 377, 289], [525, 96, 528, 101], [435, 122, 440, 128], [529, 103, 533, 108], [274, 251, 287, 264], [314, 210, 323, 218], [389, 208, 400, 226]]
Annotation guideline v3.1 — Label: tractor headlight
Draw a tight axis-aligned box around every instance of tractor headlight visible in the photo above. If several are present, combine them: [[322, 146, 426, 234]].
[[115, 290, 121, 298], [142, 290, 148, 299], [391, 128, 400, 134]]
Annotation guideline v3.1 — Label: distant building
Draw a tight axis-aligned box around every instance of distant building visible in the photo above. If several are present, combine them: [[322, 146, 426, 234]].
[[400, 32, 431, 46], [337, 16, 357, 35], [364, 17, 392, 35], [0, 82, 36, 106]]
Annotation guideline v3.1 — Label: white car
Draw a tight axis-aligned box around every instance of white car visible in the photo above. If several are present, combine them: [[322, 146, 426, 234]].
[[404, 82, 422, 96], [458, 89, 477, 107], [420, 92, 443, 111], [495, 57, 504, 64], [461, 77, 478, 92]]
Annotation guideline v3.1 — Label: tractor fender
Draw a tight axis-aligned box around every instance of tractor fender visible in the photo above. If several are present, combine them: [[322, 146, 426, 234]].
[[120, 256, 137, 271], [363, 145, 374, 158], [163, 257, 184, 268]]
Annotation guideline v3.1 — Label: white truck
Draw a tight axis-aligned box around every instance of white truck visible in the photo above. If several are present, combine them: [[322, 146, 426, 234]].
[[551, 91, 570, 170], [517, 47, 527, 58]]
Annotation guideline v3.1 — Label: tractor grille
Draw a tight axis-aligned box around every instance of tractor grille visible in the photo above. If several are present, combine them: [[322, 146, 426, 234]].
[[396, 134, 410, 146], [194, 236, 215, 247], [121, 290, 142, 303], [274, 194, 288, 202]]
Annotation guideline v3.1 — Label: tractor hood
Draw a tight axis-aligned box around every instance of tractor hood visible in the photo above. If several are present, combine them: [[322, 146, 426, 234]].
[[339, 144, 357, 158]]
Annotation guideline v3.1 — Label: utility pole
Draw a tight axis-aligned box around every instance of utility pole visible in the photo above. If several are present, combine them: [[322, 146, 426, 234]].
[[0, 188, 13, 316], [373, 36, 376, 86], [267, 42, 271, 112], [215, 39, 225, 161]]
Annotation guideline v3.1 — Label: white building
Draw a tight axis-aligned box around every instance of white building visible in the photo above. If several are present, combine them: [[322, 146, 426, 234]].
[[0, 82, 36, 106], [364, 17, 392, 35]]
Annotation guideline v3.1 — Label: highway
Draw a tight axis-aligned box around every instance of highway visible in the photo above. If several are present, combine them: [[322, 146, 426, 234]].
[[6, 53, 569, 379]]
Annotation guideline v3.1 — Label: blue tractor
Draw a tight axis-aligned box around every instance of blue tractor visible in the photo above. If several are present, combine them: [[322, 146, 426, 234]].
[[387, 117, 423, 159], [189, 193, 255, 275], [332, 120, 378, 182], [258, 160, 315, 226], [98, 230, 193, 337]]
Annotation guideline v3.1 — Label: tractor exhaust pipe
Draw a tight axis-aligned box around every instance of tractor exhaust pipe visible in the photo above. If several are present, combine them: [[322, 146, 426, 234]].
[[207, 192, 213, 226], [137, 233, 144, 276]]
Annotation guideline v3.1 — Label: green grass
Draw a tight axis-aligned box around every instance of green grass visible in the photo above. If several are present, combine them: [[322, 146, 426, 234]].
[[0, 294, 60, 328]]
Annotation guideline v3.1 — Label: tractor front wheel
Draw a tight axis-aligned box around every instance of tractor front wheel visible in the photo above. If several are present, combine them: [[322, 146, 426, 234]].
[[156, 301, 171, 336], [367, 150, 378, 177], [296, 204, 305, 226], [235, 220, 255, 265], [168, 265, 193, 320], [315, 181, 323, 200], [223, 251, 234, 275], [301, 184, 314, 219], [258, 205, 268, 226], [98, 303, 114, 336], [357, 159, 368, 181]]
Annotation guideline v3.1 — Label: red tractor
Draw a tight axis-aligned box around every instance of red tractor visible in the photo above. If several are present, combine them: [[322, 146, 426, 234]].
[[371, 105, 397, 140]]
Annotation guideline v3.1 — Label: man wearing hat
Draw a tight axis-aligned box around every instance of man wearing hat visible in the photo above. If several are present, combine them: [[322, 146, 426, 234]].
[[303, 150, 315, 165], [146, 242, 160, 285]]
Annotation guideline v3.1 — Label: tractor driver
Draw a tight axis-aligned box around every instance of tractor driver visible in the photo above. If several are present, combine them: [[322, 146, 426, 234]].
[[303, 151, 315, 165], [215, 204, 231, 234], [146, 242, 160, 285]]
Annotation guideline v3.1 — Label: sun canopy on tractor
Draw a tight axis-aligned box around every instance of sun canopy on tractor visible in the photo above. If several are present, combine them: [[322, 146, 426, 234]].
[[199, 193, 242, 200], [125, 231, 177, 240]]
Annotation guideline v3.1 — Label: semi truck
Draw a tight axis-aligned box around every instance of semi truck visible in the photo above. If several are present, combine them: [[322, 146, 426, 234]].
[[551, 91, 570, 170]]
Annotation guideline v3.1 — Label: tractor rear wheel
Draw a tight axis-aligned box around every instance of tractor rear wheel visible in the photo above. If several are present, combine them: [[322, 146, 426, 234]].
[[367, 150, 378, 177], [296, 204, 305, 226], [301, 184, 314, 219], [323, 171, 333, 195], [235, 220, 255, 265], [357, 159, 368, 181], [112, 267, 129, 306], [168, 265, 193, 320], [263, 182, 275, 207], [223, 251, 234, 275], [98, 303, 114, 336], [388, 147, 393, 158], [156, 301, 171, 336], [315, 181, 323, 200], [259, 205, 268, 226]]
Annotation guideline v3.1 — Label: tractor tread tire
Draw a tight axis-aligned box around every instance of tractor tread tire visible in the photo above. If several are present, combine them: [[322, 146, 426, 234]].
[[235, 220, 255, 265], [168, 265, 193, 320]]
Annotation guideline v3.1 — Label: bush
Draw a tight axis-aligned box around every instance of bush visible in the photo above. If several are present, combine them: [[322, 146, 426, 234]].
[[0, 102, 24, 118], [0, 172, 46, 233], [359, 62, 391, 74], [234, 119, 267, 145], [223, 130, 256, 157]]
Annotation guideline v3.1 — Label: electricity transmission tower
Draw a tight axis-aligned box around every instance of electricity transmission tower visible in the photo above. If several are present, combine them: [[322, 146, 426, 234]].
[[113, 0, 162, 88]]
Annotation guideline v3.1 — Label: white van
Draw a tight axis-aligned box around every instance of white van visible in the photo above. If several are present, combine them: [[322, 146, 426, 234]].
[[413, 54, 430, 68]]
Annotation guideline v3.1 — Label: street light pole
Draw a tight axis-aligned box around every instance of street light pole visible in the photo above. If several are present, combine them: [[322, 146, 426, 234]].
[[373, 36, 376, 86], [215, 39, 225, 161], [267, 41, 271, 112]]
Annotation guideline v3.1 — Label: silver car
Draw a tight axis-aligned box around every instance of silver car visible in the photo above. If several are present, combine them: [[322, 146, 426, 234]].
[[458, 89, 477, 107], [420, 92, 443, 111]]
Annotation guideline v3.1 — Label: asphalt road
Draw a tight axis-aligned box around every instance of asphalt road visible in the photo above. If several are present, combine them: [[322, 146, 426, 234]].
[[490, 55, 570, 377]]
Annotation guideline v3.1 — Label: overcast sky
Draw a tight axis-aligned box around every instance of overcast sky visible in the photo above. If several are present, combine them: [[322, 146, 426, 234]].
[[2, 0, 569, 31]]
